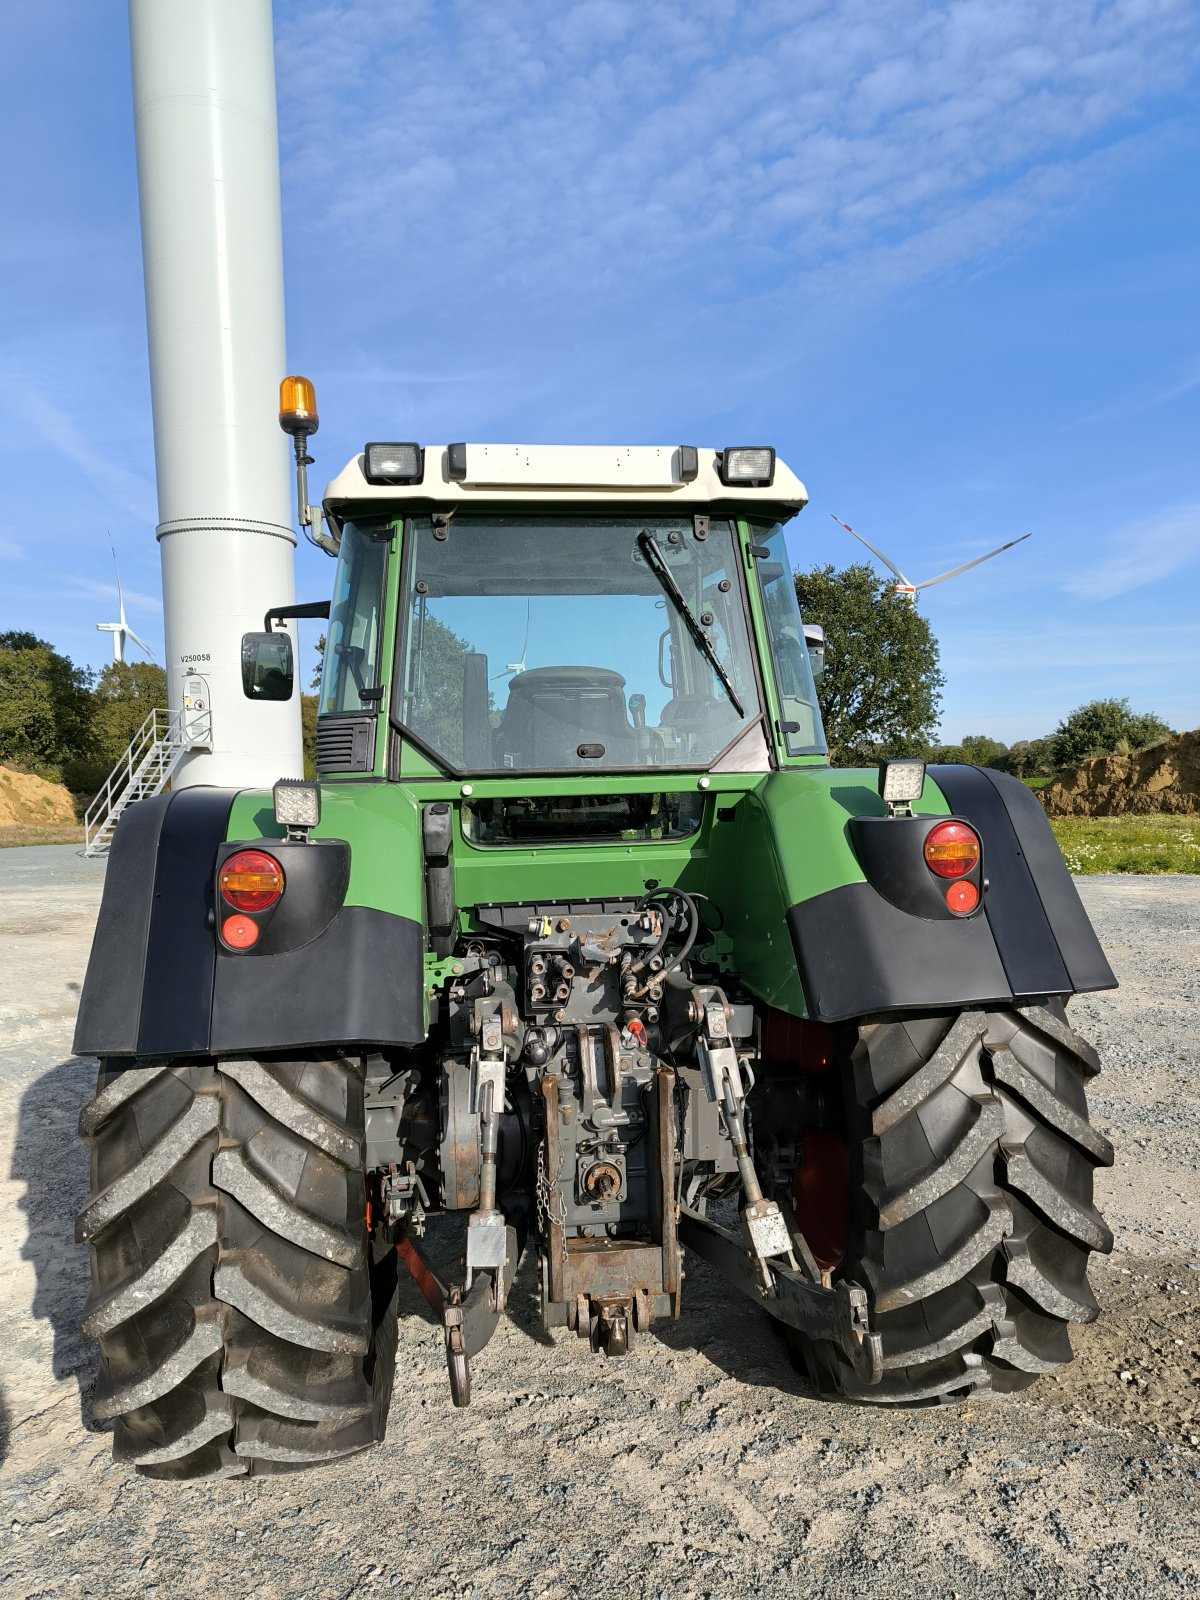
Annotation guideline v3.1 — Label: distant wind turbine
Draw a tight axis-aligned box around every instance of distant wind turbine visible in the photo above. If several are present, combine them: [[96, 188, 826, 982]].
[[831, 515, 1031, 601], [492, 599, 532, 680], [96, 539, 157, 663]]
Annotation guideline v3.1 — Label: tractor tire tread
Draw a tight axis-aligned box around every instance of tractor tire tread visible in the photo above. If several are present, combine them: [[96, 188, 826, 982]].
[[78, 1057, 385, 1479], [825, 1003, 1110, 1405]]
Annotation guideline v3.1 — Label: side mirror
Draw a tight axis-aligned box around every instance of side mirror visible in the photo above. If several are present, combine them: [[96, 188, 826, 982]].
[[804, 623, 826, 681], [241, 630, 294, 701]]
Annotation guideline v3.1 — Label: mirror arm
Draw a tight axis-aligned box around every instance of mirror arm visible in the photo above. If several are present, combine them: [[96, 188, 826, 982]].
[[264, 600, 332, 632]]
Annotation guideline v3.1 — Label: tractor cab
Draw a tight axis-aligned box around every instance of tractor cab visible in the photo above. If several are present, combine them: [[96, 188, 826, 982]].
[[315, 443, 827, 783]]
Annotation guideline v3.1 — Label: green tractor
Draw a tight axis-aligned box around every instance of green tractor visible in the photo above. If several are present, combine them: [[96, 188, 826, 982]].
[[74, 427, 1115, 1479]]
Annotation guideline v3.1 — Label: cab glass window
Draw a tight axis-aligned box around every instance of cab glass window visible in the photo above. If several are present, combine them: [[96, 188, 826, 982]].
[[318, 519, 391, 715], [749, 519, 827, 757], [398, 514, 760, 773]]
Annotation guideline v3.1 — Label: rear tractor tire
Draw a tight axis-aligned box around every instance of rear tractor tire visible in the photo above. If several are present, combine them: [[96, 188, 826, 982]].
[[789, 1004, 1114, 1404], [76, 1055, 396, 1478]]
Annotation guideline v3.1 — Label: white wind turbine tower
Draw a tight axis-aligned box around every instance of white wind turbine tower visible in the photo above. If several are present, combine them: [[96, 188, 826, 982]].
[[97, 542, 158, 664], [831, 515, 1031, 600]]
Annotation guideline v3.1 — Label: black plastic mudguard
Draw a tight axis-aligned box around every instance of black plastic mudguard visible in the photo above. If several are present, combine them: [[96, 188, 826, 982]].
[[787, 765, 1116, 1023], [73, 788, 426, 1058]]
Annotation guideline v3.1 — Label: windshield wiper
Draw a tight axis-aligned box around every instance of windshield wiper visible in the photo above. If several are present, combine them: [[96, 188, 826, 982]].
[[637, 530, 745, 718]]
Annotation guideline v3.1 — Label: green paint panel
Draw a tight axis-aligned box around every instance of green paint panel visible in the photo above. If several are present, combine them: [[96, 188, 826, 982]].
[[705, 768, 952, 1015], [226, 757, 955, 1027], [225, 781, 424, 920]]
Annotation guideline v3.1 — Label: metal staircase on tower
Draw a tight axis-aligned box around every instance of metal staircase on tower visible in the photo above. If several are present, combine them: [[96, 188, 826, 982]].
[[83, 708, 186, 857]]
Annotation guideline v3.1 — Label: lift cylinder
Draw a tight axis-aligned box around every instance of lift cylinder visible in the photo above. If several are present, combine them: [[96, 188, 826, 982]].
[[129, 0, 301, 786]]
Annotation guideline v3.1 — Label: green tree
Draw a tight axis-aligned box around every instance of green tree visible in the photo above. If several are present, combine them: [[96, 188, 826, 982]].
[[930, 734, 1008, 768], [1050, 698, 1172, 768], [90, 662, 169, 760], [961, 733, 1008, 768], [301, 692, 318, 779], [0, 633, 94, 774], [793, 564, 944, 764], [1004, 736, 1057, 779], [928, 742, 966, 764]]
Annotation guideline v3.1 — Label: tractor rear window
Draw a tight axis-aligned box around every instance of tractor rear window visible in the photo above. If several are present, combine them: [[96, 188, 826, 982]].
[[397, 513, 761, 774], [462, 792, 704, 845]]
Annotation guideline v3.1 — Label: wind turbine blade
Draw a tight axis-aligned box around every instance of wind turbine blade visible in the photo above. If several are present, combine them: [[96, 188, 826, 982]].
[[914, 533, 1032, 590], [126, 629, 158, 664], [829, 514, 912, 586], [109, 533, 126, 623]]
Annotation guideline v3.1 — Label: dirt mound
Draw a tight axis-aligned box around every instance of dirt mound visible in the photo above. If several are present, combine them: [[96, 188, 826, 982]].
[[0, 765, 78, 829], [1041, 729, 1200, 817]]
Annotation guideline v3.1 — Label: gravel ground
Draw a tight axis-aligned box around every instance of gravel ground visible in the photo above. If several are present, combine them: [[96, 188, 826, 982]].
[[1, 850, 1197, 1599]]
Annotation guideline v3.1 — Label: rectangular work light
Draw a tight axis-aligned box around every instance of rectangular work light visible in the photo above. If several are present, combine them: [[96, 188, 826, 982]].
[[718, 447, 776, 487], [273, 777, 321, 833], [363, 442, 424, 485], [878, 759, 926, 811]]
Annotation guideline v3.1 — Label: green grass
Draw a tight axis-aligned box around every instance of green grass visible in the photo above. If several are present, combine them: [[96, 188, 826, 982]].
[[1021, 775, 1054, 791], [1049, 814, 1200, 874], [0, 823, 84, 848]]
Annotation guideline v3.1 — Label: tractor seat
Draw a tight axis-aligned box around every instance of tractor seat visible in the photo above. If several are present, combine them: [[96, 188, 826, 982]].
[[660, 691, 739, 738], [496, 666, 636, 768]]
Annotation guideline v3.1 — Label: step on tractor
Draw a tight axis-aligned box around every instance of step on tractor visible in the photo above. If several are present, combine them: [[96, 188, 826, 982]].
[[74, 400, 1117, 1478]]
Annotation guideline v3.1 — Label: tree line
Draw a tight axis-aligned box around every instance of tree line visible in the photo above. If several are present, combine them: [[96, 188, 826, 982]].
[[793, 564, 1172, 774], [0, 631, 173, 791]]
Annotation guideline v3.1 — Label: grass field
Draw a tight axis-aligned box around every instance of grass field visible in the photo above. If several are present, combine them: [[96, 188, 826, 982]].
[[0, 823, 84, 848], [1048, 814, 1199, 874]]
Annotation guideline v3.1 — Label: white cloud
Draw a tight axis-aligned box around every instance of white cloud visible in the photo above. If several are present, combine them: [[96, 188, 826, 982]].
[[0, 369, 157, 526], [1069, 358, 1200, 427], [275, 0, 1200, 336], [61, 576, 163, 616], [1063, 500, 1200, 601]]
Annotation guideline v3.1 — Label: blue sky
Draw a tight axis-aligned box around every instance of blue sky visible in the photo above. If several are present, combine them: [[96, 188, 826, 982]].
[[2, 0, 1198, 744]]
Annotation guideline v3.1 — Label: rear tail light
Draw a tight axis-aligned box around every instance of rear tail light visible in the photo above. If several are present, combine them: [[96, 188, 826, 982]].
[[221, 913, 261, 949], [924, 821, 981, 880], [945, 880, 980, 915], [219, 849, 284, 912]]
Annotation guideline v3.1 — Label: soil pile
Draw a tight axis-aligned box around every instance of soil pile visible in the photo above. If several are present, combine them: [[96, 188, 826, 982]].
[[0, 765, 78, 828], [1041, 728, 1200, 817]]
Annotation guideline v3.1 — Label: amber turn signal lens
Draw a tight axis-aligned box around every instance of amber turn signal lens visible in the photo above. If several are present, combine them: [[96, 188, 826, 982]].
[[279, 375, 318, 437], [222, 914, 261, 949], [219, 849, 284, 912], [945, 880, 980, 915], [923, 820, 981, 880]]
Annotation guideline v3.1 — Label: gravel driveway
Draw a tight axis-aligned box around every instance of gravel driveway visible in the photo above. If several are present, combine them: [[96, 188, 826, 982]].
[[1, 850, 1197, 1599]]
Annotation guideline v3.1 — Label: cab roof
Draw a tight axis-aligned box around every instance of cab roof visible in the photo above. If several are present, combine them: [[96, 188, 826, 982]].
[[323, 444, 808, 514]]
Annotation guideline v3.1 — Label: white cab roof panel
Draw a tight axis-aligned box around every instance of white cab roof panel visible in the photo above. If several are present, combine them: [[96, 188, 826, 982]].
[[324, 445, 807, 511]]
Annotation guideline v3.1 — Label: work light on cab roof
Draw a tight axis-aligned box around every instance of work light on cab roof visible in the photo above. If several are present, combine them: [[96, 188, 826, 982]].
[[318, 442, 802, 506]]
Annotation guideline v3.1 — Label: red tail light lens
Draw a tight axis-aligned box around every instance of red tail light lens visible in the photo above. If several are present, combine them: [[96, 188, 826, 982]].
[[219, 849, 284, 912], [924, 821, 981, 880], [945, 880, 980, 915], [221, 913, 261, 949]]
